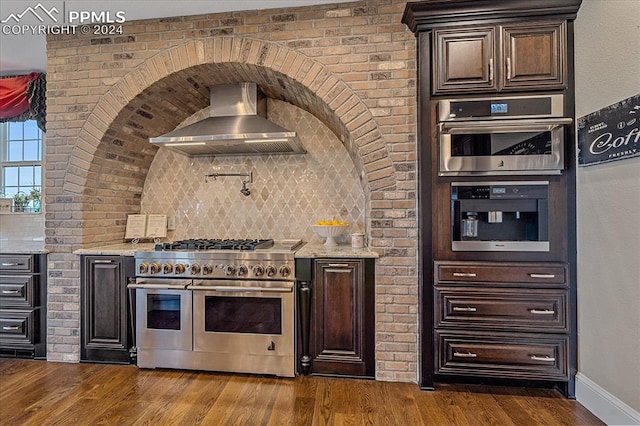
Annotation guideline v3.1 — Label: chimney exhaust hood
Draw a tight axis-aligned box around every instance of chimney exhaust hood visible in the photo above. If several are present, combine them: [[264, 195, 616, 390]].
[[149, 82, 306, 157]]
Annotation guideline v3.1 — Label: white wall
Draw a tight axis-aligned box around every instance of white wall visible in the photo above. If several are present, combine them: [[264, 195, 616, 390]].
[[574, 0, 640, 417]]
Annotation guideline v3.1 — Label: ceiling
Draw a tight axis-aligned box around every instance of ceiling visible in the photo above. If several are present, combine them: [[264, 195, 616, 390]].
[[0, 0, 347, 76]]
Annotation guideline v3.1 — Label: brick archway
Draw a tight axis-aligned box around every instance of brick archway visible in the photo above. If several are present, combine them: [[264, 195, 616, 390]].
[[63, 37, 397, 203]]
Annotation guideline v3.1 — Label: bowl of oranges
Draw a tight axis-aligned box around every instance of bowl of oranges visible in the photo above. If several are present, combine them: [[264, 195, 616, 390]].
[[312, 219, 348, 247]]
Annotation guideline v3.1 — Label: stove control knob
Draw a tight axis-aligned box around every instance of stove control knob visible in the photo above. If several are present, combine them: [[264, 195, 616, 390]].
[[190, 264, 201, 275], [138, 263, 149, 274], [223, 264, 237, 276], [163, 263, 173, 274], [253, 264, 265, 276], [149, 263, 161, 275], [174, 264, 186, 274], [202, 264, 213, 275], [266, 265, 277, 277], [279, 265, 291, 278], [238, 265, 248, 276]]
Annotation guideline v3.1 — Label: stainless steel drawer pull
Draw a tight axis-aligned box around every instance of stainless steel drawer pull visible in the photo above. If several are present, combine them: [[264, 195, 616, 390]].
[[529, 309, 555, 315], [93, 260, 113, 264], [2, 325, 20, 331], [328, 263, 350, 267], [529, 273, 556, 279], [453, 351, 477, 358], [530, 355, 556, 362], [1, 290, 21, 294], [452, 272, 477, 277], [452, 306, 477, 312], [1, 263, 23, 267]]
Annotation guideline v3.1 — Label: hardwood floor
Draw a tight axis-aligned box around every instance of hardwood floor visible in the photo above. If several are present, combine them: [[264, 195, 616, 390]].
[[0, 359, 602, 425]]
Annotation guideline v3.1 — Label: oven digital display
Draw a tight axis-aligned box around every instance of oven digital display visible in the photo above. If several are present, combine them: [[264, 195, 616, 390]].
[[492, 187, 507, 194], [491, 103, 508, 114]]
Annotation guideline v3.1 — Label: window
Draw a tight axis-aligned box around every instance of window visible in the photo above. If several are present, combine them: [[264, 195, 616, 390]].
[[0, 120, 43, 211]]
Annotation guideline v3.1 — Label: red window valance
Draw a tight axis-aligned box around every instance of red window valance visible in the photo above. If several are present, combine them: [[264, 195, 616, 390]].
[[0, 72, 46, 131]]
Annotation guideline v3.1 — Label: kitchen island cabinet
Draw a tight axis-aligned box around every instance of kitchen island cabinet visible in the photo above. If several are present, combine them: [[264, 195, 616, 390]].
[[295, 245, 377, 378], [80, 255, 135, 364], [0, 253, 47, 359]]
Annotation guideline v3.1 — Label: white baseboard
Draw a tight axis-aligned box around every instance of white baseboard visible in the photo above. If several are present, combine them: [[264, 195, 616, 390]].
[[576, 373, 640, 425]]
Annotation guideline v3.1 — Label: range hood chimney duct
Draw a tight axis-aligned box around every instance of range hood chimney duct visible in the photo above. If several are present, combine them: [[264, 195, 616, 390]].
[[149, 82, 305, 157]]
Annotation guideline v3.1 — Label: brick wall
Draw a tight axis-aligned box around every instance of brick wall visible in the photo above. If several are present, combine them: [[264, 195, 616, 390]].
[[45, 0, 418, 381]]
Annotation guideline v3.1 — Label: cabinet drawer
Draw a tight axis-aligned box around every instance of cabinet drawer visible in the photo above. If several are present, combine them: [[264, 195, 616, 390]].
[[436, 331, 568, 381], [436, 262, 566, 286], [0, 276, 36, 308], [0, 310, 38, 344], [436, 287, 568, 332], [0, 255, 33, 273]]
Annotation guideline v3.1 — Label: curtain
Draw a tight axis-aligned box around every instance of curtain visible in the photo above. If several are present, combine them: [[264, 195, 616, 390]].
[[0, 72, 46, 131]]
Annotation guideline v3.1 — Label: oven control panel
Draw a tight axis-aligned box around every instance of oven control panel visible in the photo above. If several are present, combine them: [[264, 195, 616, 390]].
[[135, 257, 294, 280]]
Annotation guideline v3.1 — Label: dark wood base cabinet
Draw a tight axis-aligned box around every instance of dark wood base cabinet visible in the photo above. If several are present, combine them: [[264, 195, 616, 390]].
[[81, 255, 135, 364], [434, 261, 573, 395], [0, 254, 47, 359], [296, 258, 375, 378]]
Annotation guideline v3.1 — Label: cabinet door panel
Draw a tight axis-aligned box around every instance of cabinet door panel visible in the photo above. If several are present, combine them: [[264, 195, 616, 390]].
[[81, 256, 133, 363], [501, 21, 566, 90], [312, 259, 368, 376], [433, 27, 496, 94]]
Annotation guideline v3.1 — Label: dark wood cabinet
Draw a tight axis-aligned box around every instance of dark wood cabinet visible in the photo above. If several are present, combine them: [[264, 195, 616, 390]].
[[0, 253, 47, 359], [434, 262, 571, 383], [403, 0, 580, 396], [296, 257, 375, 378], [81, 255, 135, 364], [433, 21, 566, 94]]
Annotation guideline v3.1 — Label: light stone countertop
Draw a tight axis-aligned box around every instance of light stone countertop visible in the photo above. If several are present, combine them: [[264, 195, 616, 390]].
[[294, 243, 379, 259], [0, 239, 48, 254], [73, 243, 156, 256], [72, 242, 380, 259]]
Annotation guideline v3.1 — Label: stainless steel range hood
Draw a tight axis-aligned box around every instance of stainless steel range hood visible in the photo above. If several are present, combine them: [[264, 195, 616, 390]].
[[150, 82, 305, 156]]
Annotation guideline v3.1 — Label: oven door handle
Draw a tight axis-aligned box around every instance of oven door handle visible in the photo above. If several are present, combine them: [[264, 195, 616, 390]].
[[440, 117, 573, 134], [127, 282, 189, 290], [189, 285, 293, 293]]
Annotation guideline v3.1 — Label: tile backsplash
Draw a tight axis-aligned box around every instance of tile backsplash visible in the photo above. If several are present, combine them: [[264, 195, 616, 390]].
[[141, 99, 365, 244]]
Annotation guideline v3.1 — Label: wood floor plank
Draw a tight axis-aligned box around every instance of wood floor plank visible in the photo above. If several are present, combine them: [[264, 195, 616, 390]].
[[0, 359, 604, 426]]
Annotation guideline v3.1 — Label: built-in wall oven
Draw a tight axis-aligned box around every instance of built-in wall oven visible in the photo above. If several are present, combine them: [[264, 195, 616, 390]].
[[438, 94, 572, 176]]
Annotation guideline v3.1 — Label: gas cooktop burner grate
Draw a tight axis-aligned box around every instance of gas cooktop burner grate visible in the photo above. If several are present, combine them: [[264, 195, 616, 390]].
[[155, 238, 275, 251]]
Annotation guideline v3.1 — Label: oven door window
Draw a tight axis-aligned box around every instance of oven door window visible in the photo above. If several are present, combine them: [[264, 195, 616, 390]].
[[204, 296, 282, 334], [146, 294, 182, 330], [450, 130, 553, 157]]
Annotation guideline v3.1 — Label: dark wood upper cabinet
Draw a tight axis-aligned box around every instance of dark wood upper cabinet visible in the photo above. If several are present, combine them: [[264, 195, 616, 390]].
[[433, 21, 566, 95], [501, 21, 566, 90], [434, 26, 496, 93]]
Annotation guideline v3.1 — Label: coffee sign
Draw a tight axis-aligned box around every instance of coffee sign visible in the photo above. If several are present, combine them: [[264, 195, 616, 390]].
[[577, 94, 640, 166]]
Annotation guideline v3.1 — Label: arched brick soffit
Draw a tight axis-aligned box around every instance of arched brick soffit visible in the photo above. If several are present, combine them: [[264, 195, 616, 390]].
[[62, 37, 397, 196]]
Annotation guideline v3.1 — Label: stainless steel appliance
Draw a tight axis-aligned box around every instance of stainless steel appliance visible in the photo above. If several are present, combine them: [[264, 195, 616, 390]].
[[438, 94, 572, 176], [129, 239, 302, 377], [451, 181, 549, 252]]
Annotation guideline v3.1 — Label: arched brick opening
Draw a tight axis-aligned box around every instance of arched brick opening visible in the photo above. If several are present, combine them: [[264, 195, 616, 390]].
[[60, 37, 398, 244]]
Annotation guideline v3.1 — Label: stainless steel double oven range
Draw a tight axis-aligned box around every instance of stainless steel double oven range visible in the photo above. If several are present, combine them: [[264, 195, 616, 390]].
[[128, 239, 302, 377], [437, 94, 573, 252]]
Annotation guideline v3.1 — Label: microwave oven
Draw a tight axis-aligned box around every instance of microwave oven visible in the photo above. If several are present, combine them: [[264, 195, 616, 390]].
[[438, 94, 572, 176]]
